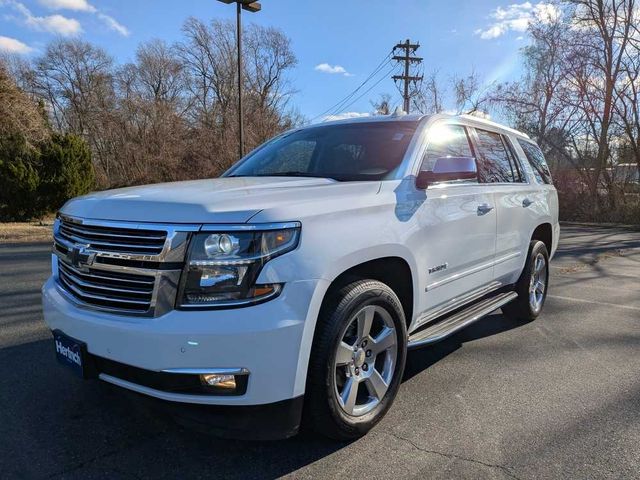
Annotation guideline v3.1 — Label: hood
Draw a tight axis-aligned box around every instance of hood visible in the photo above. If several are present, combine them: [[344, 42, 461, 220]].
[[60, 177, 381, 224]]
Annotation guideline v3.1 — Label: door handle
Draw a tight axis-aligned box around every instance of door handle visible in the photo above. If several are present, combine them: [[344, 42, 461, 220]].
[[477, 204, 494, 216], [522, 198, 534, 208]]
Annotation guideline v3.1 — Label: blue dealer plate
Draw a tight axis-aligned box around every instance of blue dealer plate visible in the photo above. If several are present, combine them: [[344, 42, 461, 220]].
[[52, 330, 87, 378]]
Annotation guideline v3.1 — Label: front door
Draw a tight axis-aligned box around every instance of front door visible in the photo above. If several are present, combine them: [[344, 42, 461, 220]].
[[410, 122, 497, 330]]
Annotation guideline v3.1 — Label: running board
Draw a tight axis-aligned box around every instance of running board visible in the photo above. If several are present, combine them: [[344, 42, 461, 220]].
[[408, 291, 518, 349]]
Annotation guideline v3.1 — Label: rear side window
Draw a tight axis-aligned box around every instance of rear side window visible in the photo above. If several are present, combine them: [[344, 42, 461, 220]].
[[474, 128, 519, 183], [518, 140, 552, 184]]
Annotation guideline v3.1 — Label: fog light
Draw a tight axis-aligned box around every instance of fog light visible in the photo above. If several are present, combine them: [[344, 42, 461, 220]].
[[200, 373, 237, 389]]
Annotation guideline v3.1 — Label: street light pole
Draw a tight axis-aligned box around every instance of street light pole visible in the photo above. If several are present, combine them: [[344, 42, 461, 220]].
[[217, 0, 261, 159], [236, 0, 243, 159]]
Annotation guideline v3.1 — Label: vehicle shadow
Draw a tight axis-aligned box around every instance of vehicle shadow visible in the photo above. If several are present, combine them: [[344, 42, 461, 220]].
[[0, 338, 348, 479], [403, 312, 531, 382], [0, 313, 531, 479]]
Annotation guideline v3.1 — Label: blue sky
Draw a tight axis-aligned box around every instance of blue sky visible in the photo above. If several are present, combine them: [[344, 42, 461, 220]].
[[0, 1, 559, 120]]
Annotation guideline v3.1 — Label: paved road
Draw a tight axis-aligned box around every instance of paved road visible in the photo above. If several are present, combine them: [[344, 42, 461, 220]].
[[1, 225, 639, 479]]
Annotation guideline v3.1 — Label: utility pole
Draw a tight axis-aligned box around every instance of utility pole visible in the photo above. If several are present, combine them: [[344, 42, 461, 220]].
[[392, 39, 423, 113], [217, 0, 261, 158]]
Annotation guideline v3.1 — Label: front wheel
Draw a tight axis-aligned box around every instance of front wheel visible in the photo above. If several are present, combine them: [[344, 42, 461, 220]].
[[503, 240, 550, 321], [304, 280, 407, 440]]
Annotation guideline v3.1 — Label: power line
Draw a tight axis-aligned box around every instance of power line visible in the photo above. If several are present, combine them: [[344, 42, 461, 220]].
[[334, 64, 401, 115], [392, 39, 423, 114], [311, 54, 391, 122], [309, 51, 393, 122], [324, 62, 398, 119]]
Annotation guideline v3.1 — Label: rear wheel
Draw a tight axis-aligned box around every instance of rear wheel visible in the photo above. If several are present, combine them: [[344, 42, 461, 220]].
[[503, 240, 549, 321], [305, 280, 407, 440]]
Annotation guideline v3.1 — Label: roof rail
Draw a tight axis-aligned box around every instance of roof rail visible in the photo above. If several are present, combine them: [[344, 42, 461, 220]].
[[457, 114, 530, 139]]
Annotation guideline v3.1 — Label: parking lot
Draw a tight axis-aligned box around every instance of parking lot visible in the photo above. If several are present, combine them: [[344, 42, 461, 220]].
[[1, 224, 639, 479]]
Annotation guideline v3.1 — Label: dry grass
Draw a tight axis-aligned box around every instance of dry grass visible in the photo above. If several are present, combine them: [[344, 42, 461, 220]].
[[0, 217, 54, 244]]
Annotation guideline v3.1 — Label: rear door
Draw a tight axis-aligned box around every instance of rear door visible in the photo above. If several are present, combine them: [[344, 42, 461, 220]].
[[411, 122, 497, 328], [469, 127, 536, 285]]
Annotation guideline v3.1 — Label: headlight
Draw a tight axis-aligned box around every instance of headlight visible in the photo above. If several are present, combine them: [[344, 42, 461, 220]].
[[178, 223, 301, 308]]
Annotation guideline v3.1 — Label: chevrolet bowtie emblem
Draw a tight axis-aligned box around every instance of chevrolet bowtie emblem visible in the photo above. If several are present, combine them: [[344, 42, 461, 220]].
[[68, 244, 96, 270]]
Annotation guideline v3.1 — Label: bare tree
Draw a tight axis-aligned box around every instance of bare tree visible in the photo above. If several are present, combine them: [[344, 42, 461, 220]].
[[112, 40, 189, 185], [371, 93, 394, 115], [10, 19, 298, 188], [178, 18, 298, 174], [493, 15, 580, 172], [494, 0, 640, 221], [29, 40, 115, 133], [179, 18, 236, 127], [244, 24, 297, 145], [411, 70, 490, 115], [412, 71, 445, 114], [614, 12, 640, 174], [565, 0, 636, 202], [453, 70, 491, 115], [0, 58, 49, 146], [26, 39, 117, 185]]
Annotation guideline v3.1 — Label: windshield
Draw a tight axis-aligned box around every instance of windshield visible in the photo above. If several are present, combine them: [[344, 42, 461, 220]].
[[226, 121, 420, 181]]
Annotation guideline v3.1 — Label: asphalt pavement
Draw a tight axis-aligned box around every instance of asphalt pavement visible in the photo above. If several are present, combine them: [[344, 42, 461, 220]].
[[1, 224, 639, 479]]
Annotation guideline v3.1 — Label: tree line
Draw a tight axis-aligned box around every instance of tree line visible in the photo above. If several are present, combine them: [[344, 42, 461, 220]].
[[403, 0, 640, 223], [1, 17, 299, 220], [2, 2, 639, 223], [0, 62, 94, 220]]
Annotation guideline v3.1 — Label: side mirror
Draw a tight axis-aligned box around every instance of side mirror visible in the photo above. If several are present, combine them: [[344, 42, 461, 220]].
[[416, 156, 477, 189]]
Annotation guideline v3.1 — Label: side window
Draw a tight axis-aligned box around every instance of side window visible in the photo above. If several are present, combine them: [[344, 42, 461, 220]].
[[503, 136, 525, 182], [518, 139, 552, 184], [260, 140, 316, 174], [474, 128, 517, 183], [420, 124, 477, 183]]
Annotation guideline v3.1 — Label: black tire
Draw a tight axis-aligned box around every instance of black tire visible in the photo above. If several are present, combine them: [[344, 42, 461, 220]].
[[304, 279, 407, 440], [503, 240, 550, 321]]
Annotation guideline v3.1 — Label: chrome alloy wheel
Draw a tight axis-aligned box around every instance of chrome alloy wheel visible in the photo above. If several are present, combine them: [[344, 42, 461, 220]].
[[333, 305, 398, 417], [529, 252, 547, 314]]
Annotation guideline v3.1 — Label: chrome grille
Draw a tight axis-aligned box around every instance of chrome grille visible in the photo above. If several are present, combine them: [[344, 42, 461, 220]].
[[58, 217, 168, 255], [53, 215, 199, 316], [58, 260, 155, 312]]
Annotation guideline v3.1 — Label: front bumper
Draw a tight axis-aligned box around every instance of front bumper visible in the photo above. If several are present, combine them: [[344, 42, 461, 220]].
[[42, 275, 328, 408], [132, 391, 305, 440]]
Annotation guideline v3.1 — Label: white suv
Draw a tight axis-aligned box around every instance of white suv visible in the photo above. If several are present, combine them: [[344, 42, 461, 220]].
[[43, 113, 559, 440]]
